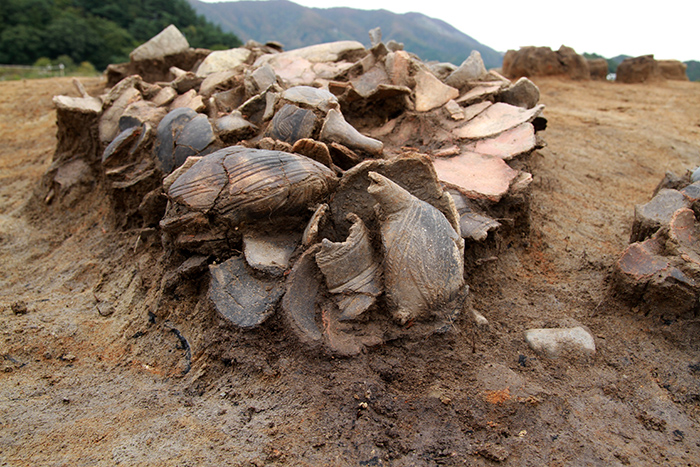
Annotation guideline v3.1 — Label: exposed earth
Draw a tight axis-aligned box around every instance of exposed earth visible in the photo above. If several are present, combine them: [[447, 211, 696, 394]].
[[1, 76, 700, 466]]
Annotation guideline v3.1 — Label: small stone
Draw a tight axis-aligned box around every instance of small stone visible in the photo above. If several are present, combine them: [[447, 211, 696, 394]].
[[208, 255, 285, 328], [368, 27, 382, 47], [414, 70, 459, 112], [10, 301, 29, 315], [170, 89, 206, 112], [524, 327, 596, 358], [130, 25, 189, 62]]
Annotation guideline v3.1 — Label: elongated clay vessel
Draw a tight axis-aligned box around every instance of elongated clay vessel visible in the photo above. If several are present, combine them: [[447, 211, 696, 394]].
[[315, 213, 382, 320], [367, 171, 464, 324]]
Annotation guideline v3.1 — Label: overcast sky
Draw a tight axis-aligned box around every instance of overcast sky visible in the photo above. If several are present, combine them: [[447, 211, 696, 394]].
[[198, 0, 698, 62]]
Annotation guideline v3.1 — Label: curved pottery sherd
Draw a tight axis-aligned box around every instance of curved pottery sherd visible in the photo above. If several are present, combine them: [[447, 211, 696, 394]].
[[367, 172, 464, 324], [167, 146, 338, 227], [315, 213, 382, 321], [209, 255, 285, 329], [266, 104, 317, 144]]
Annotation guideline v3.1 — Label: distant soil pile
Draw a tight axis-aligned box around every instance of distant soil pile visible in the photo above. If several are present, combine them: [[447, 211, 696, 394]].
[[502, 45, 590, 80]]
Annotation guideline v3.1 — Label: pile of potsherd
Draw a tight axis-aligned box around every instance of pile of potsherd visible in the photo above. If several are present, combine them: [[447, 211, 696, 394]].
[[614, 170, 700, 320], [46, 25, 546, 355]]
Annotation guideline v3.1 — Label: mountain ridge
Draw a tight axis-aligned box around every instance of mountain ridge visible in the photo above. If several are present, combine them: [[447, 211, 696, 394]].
[[187, 0, 504, 68]]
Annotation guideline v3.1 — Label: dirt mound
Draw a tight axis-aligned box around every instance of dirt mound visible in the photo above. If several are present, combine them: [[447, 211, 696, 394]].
[[502, 45, 590, 80]]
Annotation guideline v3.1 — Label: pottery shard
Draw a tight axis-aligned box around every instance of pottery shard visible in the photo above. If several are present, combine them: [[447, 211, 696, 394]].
[[460, 212, 501, 242], [315, 214, 382, 321], [630, 188, 689, 242], [208, 255, 284, 329], [330, 155, 462, 238], [243, 232, 298, 276], [53, 95, 103, 114], [320, 108, 383, 156], [215, 111, 257, 143], [196, 48, 252, 78], [281, 86, 339, 113], [432, 152, 519, 202], [444, 50, 488, 89], [524, 327, 596, 359], [151, 86, 178, 107], [465, 122, 536, 160], [414, 70, 459, 112], [266, 104, 317, 144], [282, 244, 324, 343], [615, 235, 698, 317], [367, 172, 464, 324], [667, 208, 700, 265], [169, 146, 337, 225], [454, 102, 544, 140], [498, 77, 540, 109], [130, 24, 189, 62], [100, 86, 142, 143]]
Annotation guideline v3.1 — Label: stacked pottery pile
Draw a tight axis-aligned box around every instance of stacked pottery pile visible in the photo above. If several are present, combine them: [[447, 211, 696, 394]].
[[47, 25, 548, 355]]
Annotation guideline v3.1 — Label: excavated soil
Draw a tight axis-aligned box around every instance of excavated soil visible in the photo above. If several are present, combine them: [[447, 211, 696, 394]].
[[1, 76, 700, 466]]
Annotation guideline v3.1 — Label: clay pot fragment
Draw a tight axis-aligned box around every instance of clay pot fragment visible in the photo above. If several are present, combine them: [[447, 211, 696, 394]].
[[367, 171, 465, 324], [155, 108, 218, 173], [315, 213, 382, 321], [320, 109, 383, 156], [166, 146, 338, 228], [209, 255, 285, 329], [265, 104, 317, 144]]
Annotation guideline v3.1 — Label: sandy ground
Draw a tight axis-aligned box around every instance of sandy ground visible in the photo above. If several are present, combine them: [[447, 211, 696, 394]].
[[1, 76, 700, 466]]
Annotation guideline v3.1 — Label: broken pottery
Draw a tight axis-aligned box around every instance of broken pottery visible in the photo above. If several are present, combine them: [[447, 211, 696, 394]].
[[367, 172, 465, 324], [209, 255, 285, 328], [315, 213, 382, 321], [165, 146, 338, 227]]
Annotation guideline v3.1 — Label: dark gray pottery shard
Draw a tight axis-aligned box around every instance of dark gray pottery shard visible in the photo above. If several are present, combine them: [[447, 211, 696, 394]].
[[166, 146, 338, 227], [155, 108, 216, 173], [208, 255, 285, 329], [367, 171, 465, 324], [266, 104, 317, 144], [315, 213, 381, 321], [282, 244, 324, 344]]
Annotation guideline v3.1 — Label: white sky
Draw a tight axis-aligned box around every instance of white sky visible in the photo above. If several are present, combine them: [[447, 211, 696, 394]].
[[199, 0, 699, 62]]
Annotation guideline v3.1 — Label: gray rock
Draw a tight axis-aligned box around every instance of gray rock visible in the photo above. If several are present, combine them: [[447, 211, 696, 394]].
[[692, 167, 700, 183], [386, 40, 404, 52], [130, 25, 189, 62], [524, 327, 596, 358], [208, 255, 284, 329], [243, 232, 298, 276]]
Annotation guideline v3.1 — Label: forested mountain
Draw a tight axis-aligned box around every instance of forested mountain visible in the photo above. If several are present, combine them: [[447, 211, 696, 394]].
[[188, 0, 503, 68], [0, 0, 241, 70]]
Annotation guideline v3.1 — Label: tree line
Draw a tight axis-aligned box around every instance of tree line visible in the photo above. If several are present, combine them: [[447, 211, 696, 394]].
[[0, 0, 242, 71]]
